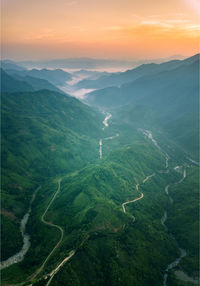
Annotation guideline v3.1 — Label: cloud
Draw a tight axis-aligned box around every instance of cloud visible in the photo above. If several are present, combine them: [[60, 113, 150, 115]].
[[137, 18, 200, 34], [103, 26, 122, 31], [141, 20, 173, 28], [166, 19, 191, 23], [104, 20, 200, 42], [65, 1, 78, 6]]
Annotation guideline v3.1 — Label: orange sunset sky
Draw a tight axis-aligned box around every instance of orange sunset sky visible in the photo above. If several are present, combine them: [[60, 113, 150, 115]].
[[1, 0, 200, 60]]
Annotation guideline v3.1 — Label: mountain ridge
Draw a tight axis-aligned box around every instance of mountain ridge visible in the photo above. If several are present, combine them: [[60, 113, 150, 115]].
[[77, 53, 200, 89], [0, 69, 65, 94]]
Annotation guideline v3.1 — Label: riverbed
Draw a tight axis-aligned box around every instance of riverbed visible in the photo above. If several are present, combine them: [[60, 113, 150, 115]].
[[0, 186, 40, 270]]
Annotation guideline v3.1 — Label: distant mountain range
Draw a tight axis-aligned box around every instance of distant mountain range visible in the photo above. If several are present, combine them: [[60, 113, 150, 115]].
[[0, 59, 74, 93], [0, 69, 64, 94], [1, 53, 199, 286], [3, 55, 184, 69], [1, 60, 26, 71], [85, 54, 199, 158], [85, 54, 199, 106], [77, 54, 199, 89], [1, 60, 72, 85], [73, 69, 109, 80]]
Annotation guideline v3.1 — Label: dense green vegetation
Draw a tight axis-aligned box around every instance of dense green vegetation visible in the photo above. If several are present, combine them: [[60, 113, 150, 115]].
[[86, 55, 199, 159], [0, 215, 22, 260], [77, 56, 196, 89], [1, 89, 103, 262], [1, 69, 34, 93], [80, 55, 199, 90], [167, 167, 199, 278], [1, 55, 199, 286], [6, 68, 72, 86], [1, 69, 63, 93], [42, 156, 181, 286]]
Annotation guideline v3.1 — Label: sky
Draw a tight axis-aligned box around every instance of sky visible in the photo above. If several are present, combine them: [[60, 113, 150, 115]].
[[1, 0, 200, 60]]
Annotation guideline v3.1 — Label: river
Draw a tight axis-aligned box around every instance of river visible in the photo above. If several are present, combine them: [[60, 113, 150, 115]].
[[139, 129, 170, 167], [141, 129, 189, 285], [162, 168, 188, 286], [139, 129, 195, 285], [163, 248, 187, 286], [102, 113, 112, 129], [99, 139, 102, 159], [0, 186, 41, 270], [99, 112, 112, 159]]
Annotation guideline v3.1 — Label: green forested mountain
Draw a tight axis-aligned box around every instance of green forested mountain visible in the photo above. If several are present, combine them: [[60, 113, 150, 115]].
[[77, 54, 199, 89], [1, 55, 199, 286], [86, 56, 199, 109], [0, 59, 26, 71], [0, 69, 34, 93], [12, 74, 65, 93], [6, 68, 72, 86], [167, 167, 199, 278], [86, 58, 199, 159], [1, 69, 64, 93], [1, 89, 103, 262]]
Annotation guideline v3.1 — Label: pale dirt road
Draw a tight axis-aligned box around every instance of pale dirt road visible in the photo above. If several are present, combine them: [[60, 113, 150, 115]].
[[29, 179, 65, 281], [122, 193, 144, 213], [45, 250, 75, 286], [122, 173, 155, 218]]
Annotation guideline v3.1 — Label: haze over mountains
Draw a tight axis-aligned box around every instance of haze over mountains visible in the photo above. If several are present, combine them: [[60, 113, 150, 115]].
[[0, 69, 64, 94], [84, 54, 199, 159], [1, 54, 199, 162], [77, 54, 198, 89], [0, 54, 199, 286], [1, 54, 185, 70], [5, 68, 72, 86]]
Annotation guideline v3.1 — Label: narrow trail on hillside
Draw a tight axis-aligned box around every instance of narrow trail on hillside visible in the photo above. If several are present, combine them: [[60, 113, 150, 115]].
[[122, 193, 144, 213], [104, 134, 119, 140], [45, 250, 75, 286], [121, 173, 155, 222], [29, 179, 66, 281]]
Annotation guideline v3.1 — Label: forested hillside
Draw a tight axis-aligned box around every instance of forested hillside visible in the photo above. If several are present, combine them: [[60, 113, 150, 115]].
[[85, 56, 199, 159], [1, 55, 199, 286], [1, 89, 103, 264]]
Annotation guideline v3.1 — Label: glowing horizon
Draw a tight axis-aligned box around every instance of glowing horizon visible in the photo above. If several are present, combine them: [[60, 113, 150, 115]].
[[1, 0, 200, 61]]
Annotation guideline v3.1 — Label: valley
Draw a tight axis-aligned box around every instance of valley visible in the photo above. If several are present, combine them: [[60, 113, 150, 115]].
[[0, 54, 199, 286], [0, 186, 41, 270]]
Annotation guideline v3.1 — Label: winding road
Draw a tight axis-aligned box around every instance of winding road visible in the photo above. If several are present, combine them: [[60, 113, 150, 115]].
[[122, 193, 144, 213], [143, 173, 155, 183], [139, 129, 195, 285], [29, 179, 66, 281], [121, 173, 155, 221], [41, 127, 196, 286], [104, 134, 119, 140], [6, 120, 194, 286], [45, 250, 75, 286]]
